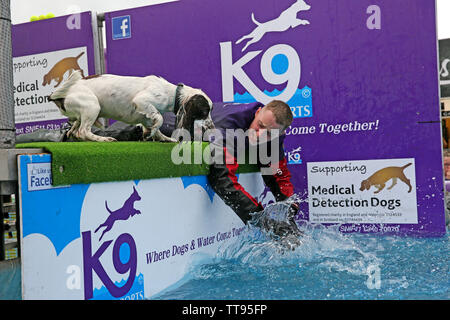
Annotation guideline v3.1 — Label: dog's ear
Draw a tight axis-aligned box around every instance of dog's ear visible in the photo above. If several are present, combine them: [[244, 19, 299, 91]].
[[363, 180, 370, 190], [180, 94, 212, 138], [360, 180, 368, 191], [185, 94, 211, 120]]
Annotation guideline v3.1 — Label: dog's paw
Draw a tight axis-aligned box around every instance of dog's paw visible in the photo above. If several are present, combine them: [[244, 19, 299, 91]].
[[102, 137, 117, 142], [161, 137, 178, 143], [142, 132, 154, 141]]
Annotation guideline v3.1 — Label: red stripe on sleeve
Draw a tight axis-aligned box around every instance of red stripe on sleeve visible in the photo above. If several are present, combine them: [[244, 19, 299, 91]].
[[224, 147, 259, 207], [274, 158, 294, 198]]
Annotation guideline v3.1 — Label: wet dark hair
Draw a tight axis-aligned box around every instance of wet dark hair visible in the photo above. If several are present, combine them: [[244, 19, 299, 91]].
[[180, 94, 211, 138]]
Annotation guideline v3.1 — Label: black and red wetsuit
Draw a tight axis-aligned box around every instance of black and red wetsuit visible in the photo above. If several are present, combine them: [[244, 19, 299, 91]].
[[161, 102, 295, 224]]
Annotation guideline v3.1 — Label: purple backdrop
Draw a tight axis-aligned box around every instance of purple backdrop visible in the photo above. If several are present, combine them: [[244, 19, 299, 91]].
[[12, 12, 98, 134], [104, 0, 444, 236]]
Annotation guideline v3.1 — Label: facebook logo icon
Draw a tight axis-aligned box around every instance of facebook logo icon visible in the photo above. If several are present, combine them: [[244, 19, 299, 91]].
[[112, 15, 131, 40]]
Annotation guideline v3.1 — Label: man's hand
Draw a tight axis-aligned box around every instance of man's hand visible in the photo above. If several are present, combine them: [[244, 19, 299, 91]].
[[288, 202, 299, 219], [250, 201, 304, 250], [286, 202, 303, 238]]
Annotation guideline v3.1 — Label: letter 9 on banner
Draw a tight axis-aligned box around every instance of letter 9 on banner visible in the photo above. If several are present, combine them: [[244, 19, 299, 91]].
[[82, 231, 138, 300], [260, 44, 301, 102]]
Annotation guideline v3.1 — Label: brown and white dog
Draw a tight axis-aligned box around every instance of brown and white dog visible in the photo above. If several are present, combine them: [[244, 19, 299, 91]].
[[49, 71, 214, 142], [359, 163, 413, 194], [43, 52, 86, 88]]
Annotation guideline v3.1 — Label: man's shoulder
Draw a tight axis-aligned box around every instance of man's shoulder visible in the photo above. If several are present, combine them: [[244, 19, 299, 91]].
[[211, 101, 263, 130], [213, 101, 263, 115]]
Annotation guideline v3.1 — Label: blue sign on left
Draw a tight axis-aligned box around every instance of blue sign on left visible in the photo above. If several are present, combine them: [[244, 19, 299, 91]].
[[112, 15, 131, 40], [27, 162, 55, 191]]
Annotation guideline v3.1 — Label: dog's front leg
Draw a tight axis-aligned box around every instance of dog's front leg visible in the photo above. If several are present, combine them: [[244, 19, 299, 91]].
[[66, 119, 80, 138], [152, 130, 177, 143], [132, 95, 168, 142], [54, 77, 63, 88], [292, 19, 310, 27], [141, 112, 163, 141], [374, 184, 385, 194], [387, 178, 398, 190]]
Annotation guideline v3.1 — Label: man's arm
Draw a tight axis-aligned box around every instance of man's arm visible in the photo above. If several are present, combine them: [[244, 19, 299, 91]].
[[259, 138, 294, 202], [207, 146, 263, 223], [260, 157, 294, 202], [259, 142, 300, 219]]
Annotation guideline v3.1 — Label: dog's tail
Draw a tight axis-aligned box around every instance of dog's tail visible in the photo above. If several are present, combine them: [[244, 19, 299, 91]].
[[49, 70, 82, 101], [75, 52, 85, 60], [251, 13, 261, 26], [105, 200, 113, 214], [402, 163, 413, 170]]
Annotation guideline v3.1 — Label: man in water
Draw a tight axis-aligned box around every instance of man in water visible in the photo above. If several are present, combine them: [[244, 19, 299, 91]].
[[161, 100, 302, 242]]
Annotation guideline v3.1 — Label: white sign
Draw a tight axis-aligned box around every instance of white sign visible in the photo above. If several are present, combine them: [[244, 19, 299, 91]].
[[13, 46, 88, 128], [307, 159, 418, 224]]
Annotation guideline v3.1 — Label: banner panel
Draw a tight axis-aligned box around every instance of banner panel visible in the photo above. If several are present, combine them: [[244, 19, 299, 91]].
[[18, 154, 271, 299], [104, 0, 445, 236]]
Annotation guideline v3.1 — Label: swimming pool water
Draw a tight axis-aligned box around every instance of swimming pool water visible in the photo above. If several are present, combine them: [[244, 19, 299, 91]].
[[154, 219, 449, 300]]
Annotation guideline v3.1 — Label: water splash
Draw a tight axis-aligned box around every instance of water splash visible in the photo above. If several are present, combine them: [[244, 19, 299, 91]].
[[193, 194, 382, 277], [154, 196, 448, 300]]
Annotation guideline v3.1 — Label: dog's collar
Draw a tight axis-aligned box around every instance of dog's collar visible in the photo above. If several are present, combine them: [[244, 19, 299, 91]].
[[174, 83, 184, 115]]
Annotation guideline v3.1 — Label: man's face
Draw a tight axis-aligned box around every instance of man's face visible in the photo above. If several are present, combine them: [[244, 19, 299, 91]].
[[248, 107, 284, 145]]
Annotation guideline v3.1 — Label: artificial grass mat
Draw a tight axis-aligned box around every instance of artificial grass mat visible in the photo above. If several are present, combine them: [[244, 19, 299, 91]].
[[16, 141, 259, 186]]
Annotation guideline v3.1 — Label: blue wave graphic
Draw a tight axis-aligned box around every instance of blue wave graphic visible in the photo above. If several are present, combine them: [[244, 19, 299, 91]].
[[233, 86, 313, 118], [91, 273, 145, 300], [181, 176, 215, 202]]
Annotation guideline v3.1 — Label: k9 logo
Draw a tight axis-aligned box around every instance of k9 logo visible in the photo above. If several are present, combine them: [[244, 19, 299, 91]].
[[82, 231, 137, 300], [220, 42, 301, 104]]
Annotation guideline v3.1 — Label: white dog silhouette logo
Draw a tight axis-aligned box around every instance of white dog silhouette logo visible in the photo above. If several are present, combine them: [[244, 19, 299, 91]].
[[236, 0, 311, 52]]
